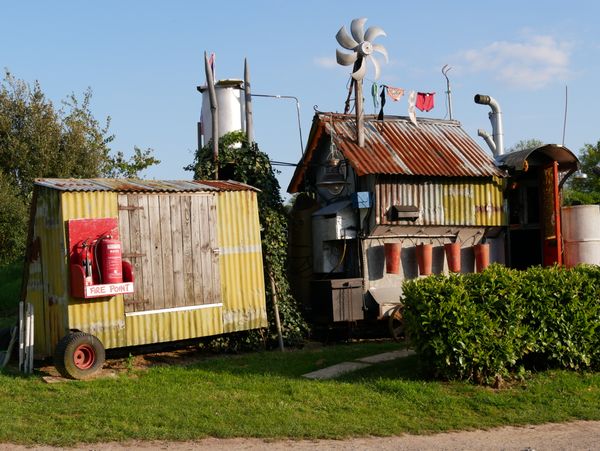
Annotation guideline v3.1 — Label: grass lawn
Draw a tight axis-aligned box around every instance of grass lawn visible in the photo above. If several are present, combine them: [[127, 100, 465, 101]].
[[0, 341, 599, 446]]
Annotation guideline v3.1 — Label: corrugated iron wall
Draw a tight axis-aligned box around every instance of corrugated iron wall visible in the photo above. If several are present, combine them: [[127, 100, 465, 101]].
[[27, 186, 266, 357], [217, 190, 267, 333], [375, 176, 506, 226], [60, 191, 127, 350]]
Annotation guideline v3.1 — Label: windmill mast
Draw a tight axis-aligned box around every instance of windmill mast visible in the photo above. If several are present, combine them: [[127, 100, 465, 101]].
[[335, 18, 387, 147]]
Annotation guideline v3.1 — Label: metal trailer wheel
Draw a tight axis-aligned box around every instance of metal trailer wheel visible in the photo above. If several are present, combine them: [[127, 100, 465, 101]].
[[388, 305, 405, 342], [54, 331, 105, 379]]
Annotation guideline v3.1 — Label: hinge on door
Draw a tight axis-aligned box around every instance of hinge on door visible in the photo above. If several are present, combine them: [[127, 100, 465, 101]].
[[122, 252, 146, 258], [124, 299, 150, 306], [118, 205, 145, 211]]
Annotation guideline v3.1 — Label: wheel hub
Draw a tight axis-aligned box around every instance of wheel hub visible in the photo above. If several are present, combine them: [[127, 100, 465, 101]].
[[73, 344, 96, 370]]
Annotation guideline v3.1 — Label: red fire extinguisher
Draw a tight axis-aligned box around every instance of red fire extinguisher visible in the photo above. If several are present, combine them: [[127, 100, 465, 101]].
[[95, 236, 123, 284], [78, 239, 94, 286]]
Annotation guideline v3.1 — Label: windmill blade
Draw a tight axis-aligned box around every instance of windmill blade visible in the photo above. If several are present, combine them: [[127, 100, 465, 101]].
[[370, 56, 381, 81], [336, 49, 358, 66], [336, 26, 358, 50], [364, 26, 386, 43], [350, 18, 367, 43], [351, 57, 367, 81], [373, 44, 389, 63]]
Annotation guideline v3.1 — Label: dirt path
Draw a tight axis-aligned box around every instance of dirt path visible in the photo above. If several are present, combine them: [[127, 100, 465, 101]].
[[3, 420, 599, 450]]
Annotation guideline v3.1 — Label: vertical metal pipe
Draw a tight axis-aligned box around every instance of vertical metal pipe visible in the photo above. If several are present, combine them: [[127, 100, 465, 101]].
[[204, 51, 219, 179], [553, 161, 563, 265], [244, 58, 254, 143]]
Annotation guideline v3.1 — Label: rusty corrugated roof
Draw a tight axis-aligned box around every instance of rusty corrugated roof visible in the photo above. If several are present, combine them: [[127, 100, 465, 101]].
[[288, 113, 505, 193], [34, 178, 258, 193]]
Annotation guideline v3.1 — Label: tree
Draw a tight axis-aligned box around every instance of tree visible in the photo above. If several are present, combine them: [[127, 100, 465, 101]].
[[564, 141, 600, 205], [506, 138, 544, 153], [0, 71, 160, 264], [186, 131, 308, 347]]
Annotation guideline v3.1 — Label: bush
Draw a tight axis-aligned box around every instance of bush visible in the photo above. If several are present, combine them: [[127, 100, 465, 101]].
[[403, 264, 600, 384]]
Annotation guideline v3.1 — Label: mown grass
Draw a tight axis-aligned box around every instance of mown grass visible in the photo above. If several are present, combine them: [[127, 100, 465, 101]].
[[0, 342, 598, 446]]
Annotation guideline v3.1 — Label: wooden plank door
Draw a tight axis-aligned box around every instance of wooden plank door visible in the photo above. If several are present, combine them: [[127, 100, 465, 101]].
[[118, 193, 220, 313]]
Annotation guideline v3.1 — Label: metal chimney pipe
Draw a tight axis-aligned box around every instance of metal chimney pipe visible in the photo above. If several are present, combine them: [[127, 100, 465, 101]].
[[477, 129, 496, 154], [474, 94, 504, 156]]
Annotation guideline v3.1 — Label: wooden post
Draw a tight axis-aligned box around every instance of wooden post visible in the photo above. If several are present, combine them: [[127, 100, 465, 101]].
[[244, 58, 254, 143], [355, 78, 364, 147], [204, 51, 219, 179], [269, 273, 284, 352]]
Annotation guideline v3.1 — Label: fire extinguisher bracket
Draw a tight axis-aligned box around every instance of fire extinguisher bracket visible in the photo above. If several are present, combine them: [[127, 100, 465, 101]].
[[67, 217, 135, 299]]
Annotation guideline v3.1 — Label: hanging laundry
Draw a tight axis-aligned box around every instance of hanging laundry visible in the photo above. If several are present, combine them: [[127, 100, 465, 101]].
[[386, 86, 405, 101], [377, 85, 387, 121], [416, 92, 435, 112], [371, 82, 379, 111], [407, 91, 417, 126]]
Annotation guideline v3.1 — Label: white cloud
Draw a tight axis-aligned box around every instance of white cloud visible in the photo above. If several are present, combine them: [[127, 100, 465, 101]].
[[313, 56, 338, 69], [458, 35, 573, 89]]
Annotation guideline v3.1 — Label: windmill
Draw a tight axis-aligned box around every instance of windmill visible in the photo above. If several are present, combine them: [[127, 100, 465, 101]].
[[336, 18, 388, 146]]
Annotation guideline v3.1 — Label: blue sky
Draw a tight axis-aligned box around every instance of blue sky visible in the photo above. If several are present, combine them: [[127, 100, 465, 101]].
[[2, 1, 600, 194]]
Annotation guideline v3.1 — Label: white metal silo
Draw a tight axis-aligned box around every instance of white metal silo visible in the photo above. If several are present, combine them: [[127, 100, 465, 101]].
[[199, 79, 246, 147]]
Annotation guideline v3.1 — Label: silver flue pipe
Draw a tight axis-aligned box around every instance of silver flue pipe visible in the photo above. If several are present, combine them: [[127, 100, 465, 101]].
[[474, 94, 504, 156]]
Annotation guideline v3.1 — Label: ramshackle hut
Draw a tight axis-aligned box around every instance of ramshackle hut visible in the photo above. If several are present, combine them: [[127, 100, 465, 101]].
[[288, 113, 507, 336], [23, 178, 267, 378]]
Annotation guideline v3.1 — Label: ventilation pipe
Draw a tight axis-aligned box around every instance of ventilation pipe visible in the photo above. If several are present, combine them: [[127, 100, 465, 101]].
[[474, 94, 504, 157]]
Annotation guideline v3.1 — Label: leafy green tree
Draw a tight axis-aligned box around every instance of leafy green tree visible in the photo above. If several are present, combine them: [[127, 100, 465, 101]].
[[186, 131, 308, 347], [0, 71, 160, 264], [564, 141, 600, 205], [506, 138, 544, 153], [0, 172, 27, 265]]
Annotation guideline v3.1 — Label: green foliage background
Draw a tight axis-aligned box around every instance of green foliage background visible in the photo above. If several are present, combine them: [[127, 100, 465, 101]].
[[186, 131, 308, 347], [403, 264, 600, 384], [0, 71, 159, 265], [564, 140, 600, 205]]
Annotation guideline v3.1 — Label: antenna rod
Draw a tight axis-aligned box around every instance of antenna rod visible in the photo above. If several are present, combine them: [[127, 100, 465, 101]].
[[442, 65, 453, 120], [562, 85, 568, 146]]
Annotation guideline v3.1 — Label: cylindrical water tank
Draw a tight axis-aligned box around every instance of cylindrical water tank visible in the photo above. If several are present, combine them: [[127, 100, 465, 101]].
[[199, 79, 246, 146], [562, 205, 600, 267]]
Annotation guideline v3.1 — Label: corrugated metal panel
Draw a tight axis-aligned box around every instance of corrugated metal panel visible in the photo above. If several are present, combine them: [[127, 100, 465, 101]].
[[35, 178, 258, 193], [125, 305, 223, 346], [376, 176, 506, 226], [60, 191, 127, 349], [217, 190, 267, 333], [288, 113, 506, 193], [333, 116, 504, 177]]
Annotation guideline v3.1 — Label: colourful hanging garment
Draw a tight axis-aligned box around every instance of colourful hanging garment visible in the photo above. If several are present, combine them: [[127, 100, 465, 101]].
[[377, 85, 386, 120], [371, 82, 379, 111], [407, 91, 417, 126], [416, 92, 435, 112], [387, 86, 405, 101]]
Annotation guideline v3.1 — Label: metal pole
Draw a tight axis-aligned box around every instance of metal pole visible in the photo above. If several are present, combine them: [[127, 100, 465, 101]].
[[204, 51, 219, 179], [244, 59, 254, 143], [251, 93, 304, 156], [442, 65, 453, 120]]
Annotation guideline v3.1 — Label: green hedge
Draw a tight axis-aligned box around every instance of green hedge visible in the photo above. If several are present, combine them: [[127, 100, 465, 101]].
[[403, 264, 600, 384]]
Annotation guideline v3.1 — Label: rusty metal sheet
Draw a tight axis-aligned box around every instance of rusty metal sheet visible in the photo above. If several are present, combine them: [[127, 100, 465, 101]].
[[288, 113, 506, 193], [34, 178, 258, 193], [375, 176, 506, 226]]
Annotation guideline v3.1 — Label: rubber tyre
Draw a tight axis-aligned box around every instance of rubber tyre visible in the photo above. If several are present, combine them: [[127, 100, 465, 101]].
[[388, 305, 405, 342], [54, 332, 105, 380]]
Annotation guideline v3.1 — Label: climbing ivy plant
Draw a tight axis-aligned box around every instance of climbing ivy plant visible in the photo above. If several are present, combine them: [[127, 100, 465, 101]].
[[185, 131, 308, 348]]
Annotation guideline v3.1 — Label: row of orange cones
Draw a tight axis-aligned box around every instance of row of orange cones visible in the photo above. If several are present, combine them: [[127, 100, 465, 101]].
[[384, 242, 490, 276]]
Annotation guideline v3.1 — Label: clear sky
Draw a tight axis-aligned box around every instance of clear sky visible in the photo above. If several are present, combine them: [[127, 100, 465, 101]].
[[2, 1, 599, 195]]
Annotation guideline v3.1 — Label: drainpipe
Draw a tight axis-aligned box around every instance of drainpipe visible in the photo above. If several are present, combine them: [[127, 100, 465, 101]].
[[474, 94, 504, 156]]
